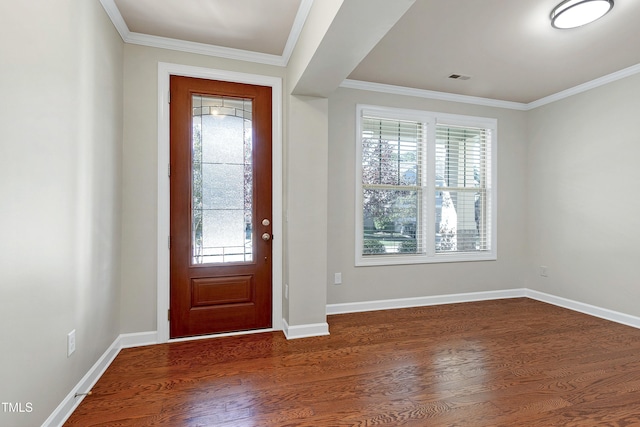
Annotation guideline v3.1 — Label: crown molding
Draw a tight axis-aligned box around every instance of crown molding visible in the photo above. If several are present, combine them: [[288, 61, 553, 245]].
[[99, 0, 640, 106], [527, 62, 640, 109], [99, 0, 130, 40], [342, 61, 640, 111], [282, 0, 314, 65], [340, 79, 529, 111], [99, 0, 314, 67], [127, 32, 286, 66]]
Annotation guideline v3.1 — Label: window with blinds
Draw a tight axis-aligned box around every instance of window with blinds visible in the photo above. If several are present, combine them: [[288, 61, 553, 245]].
[[356, 105, 496, 266], [435, 124, 491, 254], [361, 116, 425, 255]]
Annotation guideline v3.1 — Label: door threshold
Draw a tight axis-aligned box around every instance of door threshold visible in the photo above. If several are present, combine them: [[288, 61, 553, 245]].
[[168, 328, 280, 343]]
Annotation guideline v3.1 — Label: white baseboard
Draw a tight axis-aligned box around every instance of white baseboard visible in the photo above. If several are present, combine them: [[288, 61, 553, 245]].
[[282, 318, 330, 339], [525, 289, 640, 329], [119, 331, 158, 349], [42, 331, 158, 427], [326, 288, 640, 330], [326, 289, 527, 315], [41, 339, 121, 427]]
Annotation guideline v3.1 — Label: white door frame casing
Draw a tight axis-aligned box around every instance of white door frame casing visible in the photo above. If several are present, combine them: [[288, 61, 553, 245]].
[[157, 62, 283, 342]]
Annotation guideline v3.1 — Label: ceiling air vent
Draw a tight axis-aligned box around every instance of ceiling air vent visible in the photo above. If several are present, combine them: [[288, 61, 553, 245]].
[[448, 74, 471, 80]]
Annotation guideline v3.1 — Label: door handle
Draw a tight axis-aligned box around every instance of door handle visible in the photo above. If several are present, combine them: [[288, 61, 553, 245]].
[[261, 233, 271, 241]]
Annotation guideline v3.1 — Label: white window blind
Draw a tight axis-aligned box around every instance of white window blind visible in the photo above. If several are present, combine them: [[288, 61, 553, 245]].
[[361, 116, 426, 255], [356, 105, 496, 266], [435, 124, 492, 253]]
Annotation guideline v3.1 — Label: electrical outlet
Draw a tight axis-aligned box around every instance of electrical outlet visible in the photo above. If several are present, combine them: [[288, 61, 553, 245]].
[[285, 284, 289, 300], [334, 273, 342, 285], [540, 266, 548, 277], [67, 330, 76, 357]]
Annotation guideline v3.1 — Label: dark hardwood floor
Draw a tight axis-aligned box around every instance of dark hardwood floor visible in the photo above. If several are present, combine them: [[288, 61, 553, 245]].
[[64, 298, 640, 426]]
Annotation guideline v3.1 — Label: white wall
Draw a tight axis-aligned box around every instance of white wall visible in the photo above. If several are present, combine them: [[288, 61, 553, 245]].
[[526, 73, 640, 316], [0, 1, 123, 426], [327, 88, 529, 304]]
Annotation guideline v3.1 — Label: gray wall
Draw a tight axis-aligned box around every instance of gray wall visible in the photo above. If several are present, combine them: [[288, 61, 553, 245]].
[[327, 88, 529, 304], [0, 1, 123, 425], [526, 73, 640, 316], [286, 95, 329, 326]]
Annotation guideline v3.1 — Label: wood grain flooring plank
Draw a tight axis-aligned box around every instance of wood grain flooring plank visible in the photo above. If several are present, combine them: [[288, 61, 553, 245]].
[[64, 299, 640, 426]]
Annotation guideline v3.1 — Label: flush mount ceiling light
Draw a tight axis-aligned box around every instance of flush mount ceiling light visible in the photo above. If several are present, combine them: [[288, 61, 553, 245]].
[[551, 0, 614, 29]]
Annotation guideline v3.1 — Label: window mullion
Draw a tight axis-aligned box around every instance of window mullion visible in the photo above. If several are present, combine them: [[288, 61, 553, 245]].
[[424, 118, 436, 257]]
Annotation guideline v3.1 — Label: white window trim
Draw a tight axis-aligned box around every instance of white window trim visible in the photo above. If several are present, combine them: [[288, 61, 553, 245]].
[[355, 104, 497, 267]]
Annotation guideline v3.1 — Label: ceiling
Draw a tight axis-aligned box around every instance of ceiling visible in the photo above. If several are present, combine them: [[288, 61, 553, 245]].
[[113, 0, 302, 56], [102, 0, 640, 105]]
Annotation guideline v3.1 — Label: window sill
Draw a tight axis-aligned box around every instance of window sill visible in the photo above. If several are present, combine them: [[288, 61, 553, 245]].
[[355, 251, 497, 267]]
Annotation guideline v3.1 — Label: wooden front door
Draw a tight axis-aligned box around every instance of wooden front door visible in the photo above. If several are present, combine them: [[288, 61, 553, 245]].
[[169, 76, 272, 338]]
